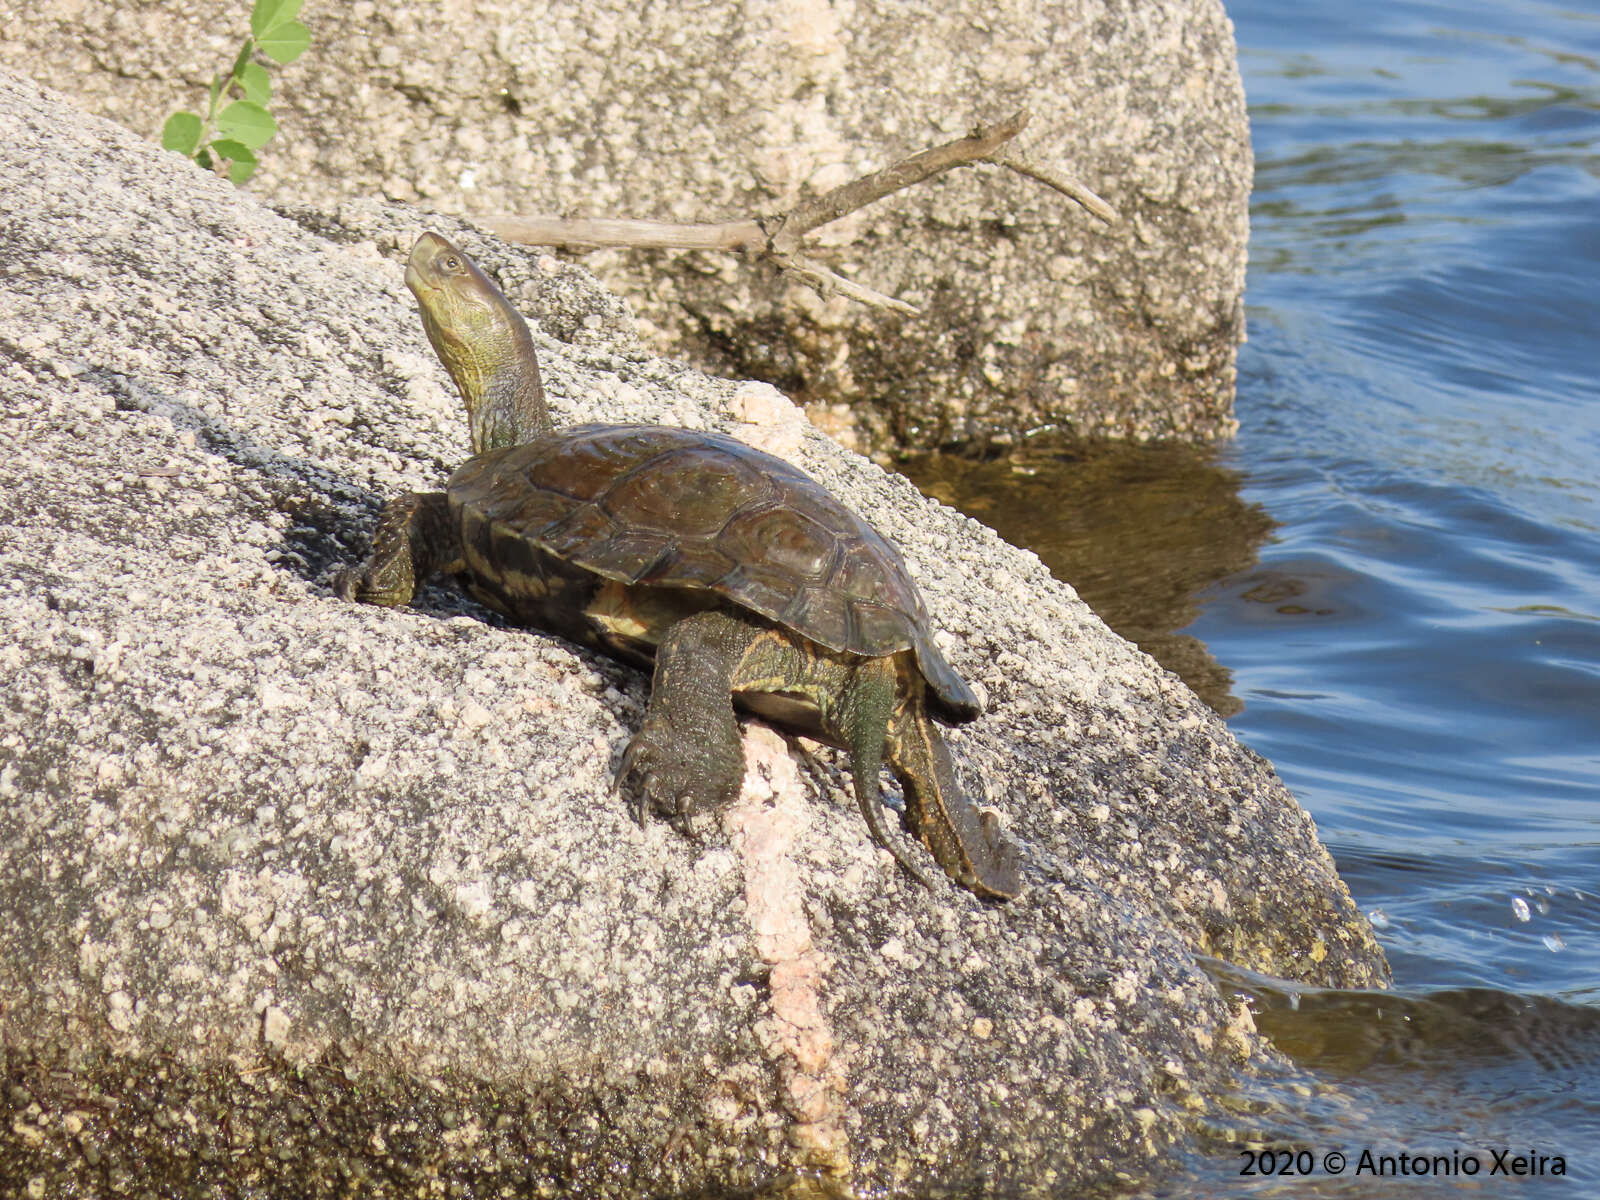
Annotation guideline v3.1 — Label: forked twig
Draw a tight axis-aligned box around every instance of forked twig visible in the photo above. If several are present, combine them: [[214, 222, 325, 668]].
[[474, 110, 1119, 315], [765, 110, 1032, 255]]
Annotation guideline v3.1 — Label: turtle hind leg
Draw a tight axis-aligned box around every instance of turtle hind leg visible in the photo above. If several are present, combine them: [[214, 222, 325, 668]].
[[887, 683, 1024, 901], [838, 656, 936, 891], [723, 624, 934, 890], [620, 614, 945, 896], [334, 491, 462, 606], [617, 609, 760, 831]]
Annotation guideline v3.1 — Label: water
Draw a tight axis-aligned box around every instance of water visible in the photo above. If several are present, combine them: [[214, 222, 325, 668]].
[[910, 0, 1600, 1191]]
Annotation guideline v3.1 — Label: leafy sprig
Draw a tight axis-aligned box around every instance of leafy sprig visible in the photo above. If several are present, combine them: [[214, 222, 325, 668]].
[[161, 0, 310, 184]]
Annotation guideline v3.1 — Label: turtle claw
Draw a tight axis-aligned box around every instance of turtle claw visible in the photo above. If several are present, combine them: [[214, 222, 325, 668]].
[[330, 567, 359, 602], [614, 745, 651, 827], [332, 561, 412, 607], [334, 567, 386, 604], [666, 799, 703, 840], [866, 804, 936, 891], [615, 720, 742, 831]]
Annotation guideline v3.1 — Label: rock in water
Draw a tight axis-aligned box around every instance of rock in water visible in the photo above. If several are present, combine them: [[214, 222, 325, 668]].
[[0, 0, 1250, 453]]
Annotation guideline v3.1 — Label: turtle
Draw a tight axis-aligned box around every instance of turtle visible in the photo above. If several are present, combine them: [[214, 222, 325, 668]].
[[334, 232, 1022, 900]]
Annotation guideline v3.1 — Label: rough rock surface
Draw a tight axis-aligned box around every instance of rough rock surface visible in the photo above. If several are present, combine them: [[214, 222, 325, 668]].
[[0, 0, 1251, 455], [0, 73, 1375, 1197]]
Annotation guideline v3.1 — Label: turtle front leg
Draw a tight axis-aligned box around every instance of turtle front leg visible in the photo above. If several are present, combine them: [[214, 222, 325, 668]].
[[334, 491, 463, 607], [617, 609, 762, 832]]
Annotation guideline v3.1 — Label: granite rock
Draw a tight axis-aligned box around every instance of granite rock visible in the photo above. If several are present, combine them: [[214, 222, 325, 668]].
[[0, 0, 1251, 454], [0, 71, 1376, 1198]]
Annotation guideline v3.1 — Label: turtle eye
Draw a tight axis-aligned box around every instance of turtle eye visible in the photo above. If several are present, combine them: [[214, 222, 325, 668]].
[[442, 254, 462, 272]]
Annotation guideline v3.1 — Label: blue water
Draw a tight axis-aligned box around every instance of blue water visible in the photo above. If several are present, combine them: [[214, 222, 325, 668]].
[[1177, 0, 1600, 1190]]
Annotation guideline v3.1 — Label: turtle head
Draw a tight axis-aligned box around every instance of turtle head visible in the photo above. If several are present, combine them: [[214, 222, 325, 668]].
[[406, 232, 554, 452]]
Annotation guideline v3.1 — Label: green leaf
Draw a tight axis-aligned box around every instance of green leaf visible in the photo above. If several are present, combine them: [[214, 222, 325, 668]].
[[230, 37, 254, 82], [238, 61, 272, 106], [196, 147, 215, 171], [251, 0, 304, 39], [212, 140, 260, 184], [160, 110, 204, 156], [216, 100, 277, 150], [256, 20, 309, 64], [208, 73, 226, 112], [211, 138, 254, 161]]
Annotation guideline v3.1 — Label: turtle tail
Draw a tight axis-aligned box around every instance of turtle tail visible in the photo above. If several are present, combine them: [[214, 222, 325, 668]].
[[887, 684, 1023, 901], [911, 631, 982, 724]]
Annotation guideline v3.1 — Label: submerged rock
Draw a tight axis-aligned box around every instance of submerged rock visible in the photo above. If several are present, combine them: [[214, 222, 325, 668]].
[[1, 0, 1250, 454], [0, 71, 1381, 1197]]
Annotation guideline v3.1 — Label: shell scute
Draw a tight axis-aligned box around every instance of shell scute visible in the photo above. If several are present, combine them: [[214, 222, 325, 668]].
[[542, 426, 682, 501], [537, 505, 617, 559], [601, 446, 772, 538], [835, 540, 923, 618], [719, 564, 806, 625], [451, 454, 570, 533], [648, 542, 736, 589], [721, 504, 839, 584], [850, 600, 922, 652], [780, 584, 850, 648], [576, 531, 680, 585]]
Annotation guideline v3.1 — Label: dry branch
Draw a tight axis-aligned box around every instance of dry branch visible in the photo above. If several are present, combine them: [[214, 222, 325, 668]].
[[982, 146, 1120, 224], [474, 110, 1117, 315], [769, 254, 919, 316], [475, 215, 764, 252], [765, 110, 1031, 254]]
